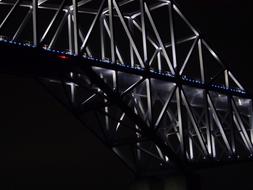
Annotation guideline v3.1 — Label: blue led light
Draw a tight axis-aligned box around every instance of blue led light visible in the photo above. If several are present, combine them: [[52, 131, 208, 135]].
[[1, 39, 249, 96]]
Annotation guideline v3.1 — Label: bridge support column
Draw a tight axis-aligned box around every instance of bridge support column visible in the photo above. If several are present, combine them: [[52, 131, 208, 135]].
[[128, 175, 188, 190]]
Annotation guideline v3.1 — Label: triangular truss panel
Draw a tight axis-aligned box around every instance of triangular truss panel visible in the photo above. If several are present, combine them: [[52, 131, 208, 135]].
[[0, 0, 253, 175]]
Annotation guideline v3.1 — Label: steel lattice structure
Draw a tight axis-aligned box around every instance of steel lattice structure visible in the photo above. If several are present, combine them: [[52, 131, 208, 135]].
[[0, 0, 253, 175]]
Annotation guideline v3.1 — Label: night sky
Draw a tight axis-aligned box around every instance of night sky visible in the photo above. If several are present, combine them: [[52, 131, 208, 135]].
[[177, 0, 253, 94], [0, 0, 253, 189]]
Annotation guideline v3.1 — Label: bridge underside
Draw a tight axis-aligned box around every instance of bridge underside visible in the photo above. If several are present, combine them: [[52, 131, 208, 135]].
[[1, 41, 253, 176], [1, 0, 253, 176]]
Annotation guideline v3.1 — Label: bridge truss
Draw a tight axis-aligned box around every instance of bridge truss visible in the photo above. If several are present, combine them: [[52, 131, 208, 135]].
[[0, 0, 253, 175]]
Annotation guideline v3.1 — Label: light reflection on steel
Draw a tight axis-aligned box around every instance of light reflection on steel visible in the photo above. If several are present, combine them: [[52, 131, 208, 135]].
[[0, 0, 252, 175]]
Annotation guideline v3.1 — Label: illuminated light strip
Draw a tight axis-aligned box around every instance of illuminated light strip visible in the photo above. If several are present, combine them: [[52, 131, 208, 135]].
[[0, 39, 248, 95]]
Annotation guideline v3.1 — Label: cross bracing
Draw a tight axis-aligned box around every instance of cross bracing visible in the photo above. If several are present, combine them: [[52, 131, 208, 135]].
[[0, 0, 252, 175]]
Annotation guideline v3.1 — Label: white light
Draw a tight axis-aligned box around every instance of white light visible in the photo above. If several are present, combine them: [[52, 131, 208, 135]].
[[238, 99, 242, 106], [116, 113, 125, 131]]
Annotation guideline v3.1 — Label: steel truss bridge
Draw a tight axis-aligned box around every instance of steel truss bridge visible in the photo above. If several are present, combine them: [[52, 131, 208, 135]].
[[0, 0, 253, 176]]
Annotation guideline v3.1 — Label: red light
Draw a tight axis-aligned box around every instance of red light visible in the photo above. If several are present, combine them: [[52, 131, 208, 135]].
[[57, 55, 70, 61]]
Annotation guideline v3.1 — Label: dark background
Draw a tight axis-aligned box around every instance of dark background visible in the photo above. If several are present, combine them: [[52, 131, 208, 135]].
[[0, 0, 253, 189], [177, 0, 253, 94]]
